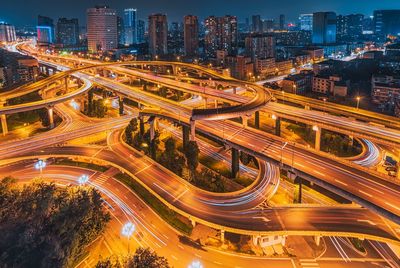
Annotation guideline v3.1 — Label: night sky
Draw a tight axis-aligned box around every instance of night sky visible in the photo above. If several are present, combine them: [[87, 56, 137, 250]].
[[1, 0, 399, 26]]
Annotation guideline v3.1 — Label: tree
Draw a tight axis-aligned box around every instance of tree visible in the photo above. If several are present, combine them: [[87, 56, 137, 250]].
[[125, 123, 134, 145], [0, 178, 110, 267], [185, 141, 200, 172], [38, 108, 50, 127], [88, 89, 94, 115], [130, 118, 138, 133], [126, 247, 170, 268], [119, 98, 124, 115]]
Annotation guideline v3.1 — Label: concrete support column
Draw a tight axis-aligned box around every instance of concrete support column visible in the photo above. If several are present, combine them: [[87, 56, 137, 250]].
[[254, 111, 260, 129], [182, 125, 190, 150], [48, 107, 54, 129], [118, 96, 124, 116], [241, 116, 248, 128], [233, 87, 237, 94], [220, 230, 225, 243], [139, 117, 145, 136], [214, 99, 218, 108], [150, 118, 157, 141], [1, 114, 8, 136], [315, 235, 321, 246], [305, 105, 310, 110], [190, 120, 196, 141], [64, 76, 68, 91], [190, 218, 196, 227], [314, 126, 321, 151], [349, 135, 354, 146], [231, 148, 239, 178], [275, 117, 281, 136], [203, 97, 208, 108]]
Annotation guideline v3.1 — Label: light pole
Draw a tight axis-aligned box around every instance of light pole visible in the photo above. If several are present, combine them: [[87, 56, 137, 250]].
[[293, 84, 297, 95], [280, 142, 288, 167], [322, 97, 327, 114], [356, 96, 361, 110], [34, 160, 46, 176], [281, 90, 285, 105], [122, 222, 135, 254]]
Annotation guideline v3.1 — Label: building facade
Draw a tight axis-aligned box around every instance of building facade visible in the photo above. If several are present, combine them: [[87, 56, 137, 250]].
[[312, 12, 337, 44], [148, 14, 168, 56], [37, 15, 55, 46], [0, 22, 16, 42], [374, 10, 400, 37], [87, 6, 118, 52], [56, 18, 79, 46], [245, 34, 275, 61], [124, 8, 137, 45], [204, 15, 238, 57], [183, 15, 199, 57]]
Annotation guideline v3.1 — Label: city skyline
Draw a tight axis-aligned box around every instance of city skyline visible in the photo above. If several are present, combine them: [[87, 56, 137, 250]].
[[1, 0, 400, 26]]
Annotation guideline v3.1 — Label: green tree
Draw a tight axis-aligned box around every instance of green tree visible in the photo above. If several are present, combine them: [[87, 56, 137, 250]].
[[38, 108, 50, 127], [125, 123, 134, 145], [126, 247, 170, 268], [185, 141, 200, 173], [0, 178, 110, 267]]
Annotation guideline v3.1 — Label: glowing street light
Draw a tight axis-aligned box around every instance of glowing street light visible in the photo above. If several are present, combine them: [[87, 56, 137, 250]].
[[356, 96, 361, 110], [78, 174, 89, 185], [34, 160, 46, 175], [122, 222, 135, 253], [271, 114, 277, 120], [188, 260, 203, 268], [312, 125, 319, 132]]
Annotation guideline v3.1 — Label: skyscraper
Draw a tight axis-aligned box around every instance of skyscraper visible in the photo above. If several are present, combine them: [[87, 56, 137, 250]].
[[117, 16, 125, 45], [299, 14, 313, 31], [312, 12, 337, 44], [137, 20, 145, 43], [279, 14, 286, 30], [336, 14, 364, 41], [245, 34, 275, 61], [374, 10, 400, 37], [204, 15, 238, 57], [87, 6, 117, 52], [56, 18, 79, 46], [252, 15, 263, 33], [124, 8, 137, 45], [0, 22, 16, 42], [184, 15, 199, 57], [37, 15, 55, 46], [148, 14, 168, 56]]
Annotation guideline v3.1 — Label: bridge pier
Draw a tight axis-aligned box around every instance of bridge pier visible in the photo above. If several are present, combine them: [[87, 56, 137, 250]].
[[349, 135, 354, 146], [313, 126, 321, 151], [274, 116, 281, 136], [220, 230, 225, 243], [305, 105, 310, 110], [149, 118, 158, 141], [190, 218, 196, 227], [231, 148, 239, 178], [254, 111, 260, 129], [139, 117, 145, 136], [182, 125, 190, 150], [118, 96, 124, 115], [64, 76, 68, 91], [48, 107, 54, 129], [214, 99, 218, 108], [203, 97, 208, 108], [1, 114, 8, 136], [314, 235, 321, 246], [241, 116, 248, 128], [190, 120, 196, 141]]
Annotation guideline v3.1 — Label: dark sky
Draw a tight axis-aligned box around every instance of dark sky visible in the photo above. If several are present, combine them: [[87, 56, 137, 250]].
[[1, 0, 399, 26]]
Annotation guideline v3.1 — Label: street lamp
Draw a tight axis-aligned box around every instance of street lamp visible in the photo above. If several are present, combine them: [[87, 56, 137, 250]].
[[280, 141, 288, 166], [281, 90, 285, 105], [78, 174, 89, 185], [34, 160, 46, 175], [356, 96, 361, 110], [293, 84, 297, 95], [122, 222, 135, 253], [322, 97, 327, 113], [188, 260, 203, 268]]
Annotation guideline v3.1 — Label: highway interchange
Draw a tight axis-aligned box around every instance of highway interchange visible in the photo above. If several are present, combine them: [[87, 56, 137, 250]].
[[0, 42, 400, 267]]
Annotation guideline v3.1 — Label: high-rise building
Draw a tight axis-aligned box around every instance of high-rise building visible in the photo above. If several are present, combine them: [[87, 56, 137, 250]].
[[184, 15, 199, 57], [312, 12, 337, 44], [0, 22, 16, 42], [137, 20, 145, 43], [279, 14, 286, 30], [262, 20, 274, 33], [124, 8, 137, 45], [245, 34, 275, 61], [374, 10, 400, 37], [252, 15, 263, 33], [336, 14, 364, 41], [37, 15, 55, 46], [86, 5, 118, 52], [204, 15, 238, 57], [299, 14, 313, 31], [56, 18, 79, 46], [148, 14, 168, 56], [117, 16, 125, 45]]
